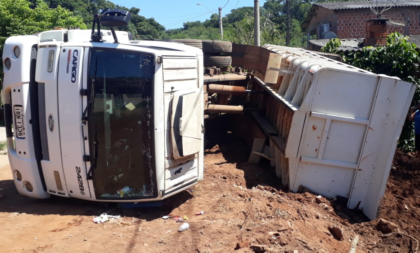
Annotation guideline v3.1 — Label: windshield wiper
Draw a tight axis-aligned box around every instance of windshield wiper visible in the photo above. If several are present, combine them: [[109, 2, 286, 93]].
[[85, 77, 98, 180], [82, 79, 95, 124], [87, 139, 98, 180]]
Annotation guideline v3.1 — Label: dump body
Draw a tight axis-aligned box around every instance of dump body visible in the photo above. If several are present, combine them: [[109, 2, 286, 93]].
[[2, 30, 204, 202], [249, 45, 415, 220]]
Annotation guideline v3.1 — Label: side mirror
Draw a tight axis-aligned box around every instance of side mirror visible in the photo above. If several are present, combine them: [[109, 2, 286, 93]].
[[100, 9, 131, 27]]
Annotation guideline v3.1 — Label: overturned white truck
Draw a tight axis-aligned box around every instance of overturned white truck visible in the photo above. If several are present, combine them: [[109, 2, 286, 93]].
[[1, 10, 415, 220], [2, 10, 204, 202]]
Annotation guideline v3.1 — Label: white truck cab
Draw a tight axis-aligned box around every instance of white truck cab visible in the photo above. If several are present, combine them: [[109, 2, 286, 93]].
[[2, 10, 204, 202]]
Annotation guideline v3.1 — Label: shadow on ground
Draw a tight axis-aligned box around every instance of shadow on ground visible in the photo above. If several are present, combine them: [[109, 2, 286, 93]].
[[204, 113, 285, 191], [0, 178, 192, 220]]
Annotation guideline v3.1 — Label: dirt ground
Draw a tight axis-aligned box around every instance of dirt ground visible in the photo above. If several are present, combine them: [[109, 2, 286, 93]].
[[1, 118, 420, 253]]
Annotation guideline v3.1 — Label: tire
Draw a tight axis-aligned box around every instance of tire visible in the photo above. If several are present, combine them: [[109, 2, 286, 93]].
[[202, 40, 232, 54], [204, 56, 232, 67], [172, 39, 203, 50]]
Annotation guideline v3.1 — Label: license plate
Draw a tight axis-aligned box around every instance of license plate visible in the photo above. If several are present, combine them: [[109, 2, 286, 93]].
[[14, 106, 25, 139]]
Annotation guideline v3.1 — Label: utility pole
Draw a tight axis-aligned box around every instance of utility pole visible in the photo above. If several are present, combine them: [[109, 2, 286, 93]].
[[219, 7, 224, 39], [286, 0, 290, 46], [254, 0, 260, 46]]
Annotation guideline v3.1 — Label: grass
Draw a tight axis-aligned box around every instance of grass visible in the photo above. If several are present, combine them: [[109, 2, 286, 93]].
[[0, 141, 6, 151]]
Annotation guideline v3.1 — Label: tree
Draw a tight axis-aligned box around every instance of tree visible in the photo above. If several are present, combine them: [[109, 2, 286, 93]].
[[0, 0, 86, 87], [225, 7, 254, 24]]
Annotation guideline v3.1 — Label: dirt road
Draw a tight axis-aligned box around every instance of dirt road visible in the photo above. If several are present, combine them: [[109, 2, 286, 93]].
[[0, 128, 419, 252]]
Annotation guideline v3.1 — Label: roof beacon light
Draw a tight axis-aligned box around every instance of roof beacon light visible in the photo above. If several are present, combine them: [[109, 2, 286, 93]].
[[91, 9, 131, 43]]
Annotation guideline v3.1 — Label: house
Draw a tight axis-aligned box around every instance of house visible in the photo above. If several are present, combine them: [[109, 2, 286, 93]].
[[302, 1, 420, 41]]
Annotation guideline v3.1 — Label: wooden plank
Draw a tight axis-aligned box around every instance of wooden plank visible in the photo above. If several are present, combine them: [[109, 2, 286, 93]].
[[232, 114, 266, 147], [286, 110, 293, 138], [282, 105, 288, 139], [244, 45, 263, 73], [269, 139, 276, 167], [260, 48, 272, 74], [248, 138, 266, 164], [275, 148, 282, 178], [273, 75, 283, 91], [270, 136, 286, 155], [266, 96, 273, 122], [264, 53, 282, 85], [274, 101, 281, 130], [250, 111, 278, 136], [278, 104, 285, 134], [276, 103, 282, 131], [232, 43, 247, 67], [282, 155, 289, 187]]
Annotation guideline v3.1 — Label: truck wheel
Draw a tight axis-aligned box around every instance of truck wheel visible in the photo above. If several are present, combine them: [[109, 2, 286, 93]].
[[204, 56, 232, 67], [202, 40, 232, 54], [172, 39, 203, 50]]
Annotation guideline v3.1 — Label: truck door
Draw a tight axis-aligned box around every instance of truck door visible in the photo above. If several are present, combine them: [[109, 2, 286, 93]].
[[161, 57, 203, 193]]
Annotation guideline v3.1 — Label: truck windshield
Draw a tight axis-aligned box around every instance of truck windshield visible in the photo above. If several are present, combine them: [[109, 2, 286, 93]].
[[88, 49, 157, 199]]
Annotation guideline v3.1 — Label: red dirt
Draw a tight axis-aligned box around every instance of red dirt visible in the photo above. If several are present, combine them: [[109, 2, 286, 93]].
[[0, 123, 420, 252]]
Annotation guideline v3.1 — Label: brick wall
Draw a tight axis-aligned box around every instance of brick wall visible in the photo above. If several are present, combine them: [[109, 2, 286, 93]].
[[336, 8, 420, 39], [306, 7, 337, 37]]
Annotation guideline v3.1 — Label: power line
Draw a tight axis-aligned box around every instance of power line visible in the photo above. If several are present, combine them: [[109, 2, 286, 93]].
[[153, 11, 216, 20], [234, 0, 241, 9], [163, 0, 231, 29], [222, 0, 230, 9], [164, 10, 217, 28]]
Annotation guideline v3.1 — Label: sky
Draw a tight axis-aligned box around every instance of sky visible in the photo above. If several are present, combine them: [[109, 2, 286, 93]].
[[115, 0, 265, 29]]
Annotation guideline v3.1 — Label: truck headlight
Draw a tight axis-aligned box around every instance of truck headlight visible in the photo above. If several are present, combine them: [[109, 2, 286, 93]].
[[13, 46, 21, 58], [4, 58, 11, 70], [14, 170, 22, 181], [24, 181, 33, 192]]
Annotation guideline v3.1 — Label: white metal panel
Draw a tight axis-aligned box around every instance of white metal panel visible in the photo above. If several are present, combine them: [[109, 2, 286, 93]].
[[163, 69, 198, 81], [163, 58, 197, 69], [285, 109, 304, 158], [165, 159, 197, 179], [154, 55, 166, 199], [171, 89, 203, 159], [161, 55, 203, 192], [164, 79, 198, 93], [165, 167, 198, 190], [310, 70, 378, 120], [349, 77, 415, 219], [58, 46, 92, 199], [164, 93, 173, 160], [3, 35, 38, 87], [2, 35, 50, 199], [322, 121, 366, 164], [164, 130, 173, 159], [164, 94, 173, 127], [293, 162, 355, 198], [36, 43, 67, 194], [300, 117, 326, 159], [197, 53, 205, 182], [67, 30, 130, 43], [180, 90, 203, 155]]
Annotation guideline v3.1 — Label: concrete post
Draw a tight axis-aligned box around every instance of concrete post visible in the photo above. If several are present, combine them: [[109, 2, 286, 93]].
[[254, 0, 260, 46], [219, 7, 223, 40]]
